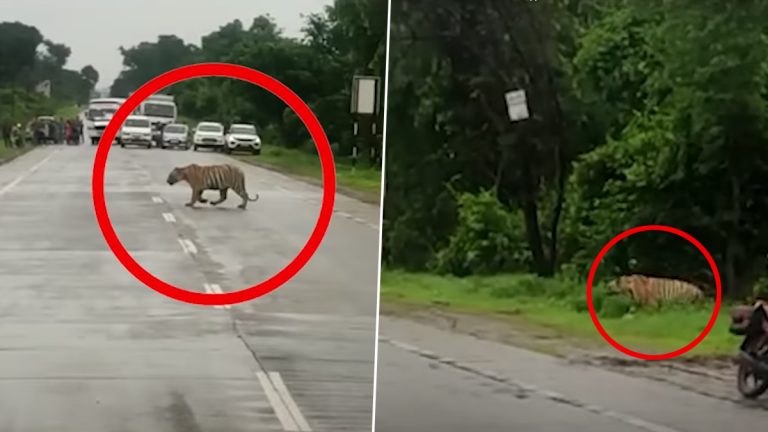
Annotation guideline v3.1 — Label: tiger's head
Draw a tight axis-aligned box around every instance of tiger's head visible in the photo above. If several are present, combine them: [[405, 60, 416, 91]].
[[606, 278, 620, 294], [166, 166, 184, 185], [606, 275, 636, 296]]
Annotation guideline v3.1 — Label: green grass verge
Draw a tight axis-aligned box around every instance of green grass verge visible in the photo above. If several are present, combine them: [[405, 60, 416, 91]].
[[380, 270, 738, 357], [0, 144, 32, 164], [236, 146, 381, 200]]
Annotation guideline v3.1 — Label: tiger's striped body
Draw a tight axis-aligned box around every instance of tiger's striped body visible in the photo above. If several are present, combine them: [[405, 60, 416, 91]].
[[166, 163, 259, 209], [607, 275, 704, 307]]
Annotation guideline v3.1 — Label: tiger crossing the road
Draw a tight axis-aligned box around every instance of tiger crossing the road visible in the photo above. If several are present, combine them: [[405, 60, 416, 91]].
[[166, 163, 260, 209], [606, 274, 705, 307]]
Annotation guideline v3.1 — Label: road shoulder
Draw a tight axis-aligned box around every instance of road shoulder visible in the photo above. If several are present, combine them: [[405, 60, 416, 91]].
[[380, 301, 743, 405], [0, 145, 34, 166], [234, 155, 382, 205]]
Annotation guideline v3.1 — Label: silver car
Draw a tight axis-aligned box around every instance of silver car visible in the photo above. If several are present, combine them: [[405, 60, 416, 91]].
[[160, 123, 189, 150]]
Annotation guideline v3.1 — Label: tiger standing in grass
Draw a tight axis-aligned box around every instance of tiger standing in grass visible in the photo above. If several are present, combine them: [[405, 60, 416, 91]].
[[606, 274, 705, 307], [166, 163, 259, 209]]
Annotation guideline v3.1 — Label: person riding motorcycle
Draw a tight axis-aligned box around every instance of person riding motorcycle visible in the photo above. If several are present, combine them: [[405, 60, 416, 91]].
[[731, 299, 768, 358]]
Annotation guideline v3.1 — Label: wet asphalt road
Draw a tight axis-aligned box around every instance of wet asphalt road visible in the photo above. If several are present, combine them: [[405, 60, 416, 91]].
[[0, 140, 379, 431], [375, 316, 768, 432]]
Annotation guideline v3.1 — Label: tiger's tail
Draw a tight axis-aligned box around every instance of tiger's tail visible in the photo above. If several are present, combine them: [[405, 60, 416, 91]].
[[234, 172, 259, 202]]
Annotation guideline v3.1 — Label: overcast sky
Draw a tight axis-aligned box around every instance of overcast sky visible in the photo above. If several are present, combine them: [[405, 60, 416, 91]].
[[0, 0, 333, 89]]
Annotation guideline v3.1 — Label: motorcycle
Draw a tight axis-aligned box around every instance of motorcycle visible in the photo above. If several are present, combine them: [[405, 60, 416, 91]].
[[730, 303, 768, 398]]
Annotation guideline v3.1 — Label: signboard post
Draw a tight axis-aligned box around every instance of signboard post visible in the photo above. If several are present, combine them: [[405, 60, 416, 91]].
[[350, 75, 381, 168]]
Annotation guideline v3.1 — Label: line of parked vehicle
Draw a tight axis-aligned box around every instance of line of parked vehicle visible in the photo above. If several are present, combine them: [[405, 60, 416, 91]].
[[117, 116, 262, 155], [85, 94, 262, 155]]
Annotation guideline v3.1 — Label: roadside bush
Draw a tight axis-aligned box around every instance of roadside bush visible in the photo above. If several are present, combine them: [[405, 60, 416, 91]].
[[752, 275, 768, 300], [434, 190, 531, 277], [571, 297, 589, 312], [485, 274, 544, 299], [599, 294, 633, 318]]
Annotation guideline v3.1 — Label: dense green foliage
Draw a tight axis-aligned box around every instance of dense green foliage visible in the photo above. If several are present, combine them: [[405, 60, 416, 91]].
[[109, 0, 387, 164], [383, 0, 768, 299], [0, 21, 99, 130]]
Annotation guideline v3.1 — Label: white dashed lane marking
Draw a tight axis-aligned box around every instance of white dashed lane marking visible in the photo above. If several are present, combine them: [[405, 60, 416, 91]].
[[177, 238, 197, 255], [328, 209, 378, 230], [208, 283, 230, 309], [293, 194, 378, 230], [151, 196, 163, 203], [162, 212, 176, 223], [202, 283, 227, 309]]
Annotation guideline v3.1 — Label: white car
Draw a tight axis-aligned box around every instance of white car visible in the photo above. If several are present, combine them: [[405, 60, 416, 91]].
[[160, 123, 189, 150], [192, 122, 225, 151], [225, 123, 262, 155], [119, 115, 153, 149]]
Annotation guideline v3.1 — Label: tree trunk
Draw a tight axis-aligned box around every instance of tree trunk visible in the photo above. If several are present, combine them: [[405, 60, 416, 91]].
[[548, 137, 566, 275], [519, 155, 549, 275], [724, 238, 738, 299], [725, 171, 747, 299], [733, 258, 762, 300]]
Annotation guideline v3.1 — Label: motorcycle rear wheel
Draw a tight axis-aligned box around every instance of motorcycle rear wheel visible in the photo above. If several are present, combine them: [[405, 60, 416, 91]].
[[737, 346, 768, 399], [738, 363, 768, 398]]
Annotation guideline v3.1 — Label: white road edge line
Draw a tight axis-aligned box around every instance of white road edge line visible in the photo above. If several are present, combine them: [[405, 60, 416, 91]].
[[256, 371, 301, 432], [268, 372, 312, 432], [162, 212, 176, 223], [0, 151, 56, 197]]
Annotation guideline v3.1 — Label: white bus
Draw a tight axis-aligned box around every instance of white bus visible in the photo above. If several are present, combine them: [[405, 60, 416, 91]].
[[85, 98, 127, 145], [131, 93, 178, 146]]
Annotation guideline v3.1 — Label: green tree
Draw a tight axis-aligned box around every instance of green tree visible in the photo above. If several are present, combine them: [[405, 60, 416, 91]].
[[112, 1, 388, 162], [110, 35, 197, 97]]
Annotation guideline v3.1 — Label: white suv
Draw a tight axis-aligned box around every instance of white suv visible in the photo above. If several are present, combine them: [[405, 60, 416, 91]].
[[225, 123, 262, 155], [192, 122, 225, 151]]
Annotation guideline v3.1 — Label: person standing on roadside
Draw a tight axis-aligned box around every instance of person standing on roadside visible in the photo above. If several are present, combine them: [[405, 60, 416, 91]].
[[10, 123, 21, 148], [64, 120, 73, 145], [73, 118, 81, 144], [1, 121, 10, 147]]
